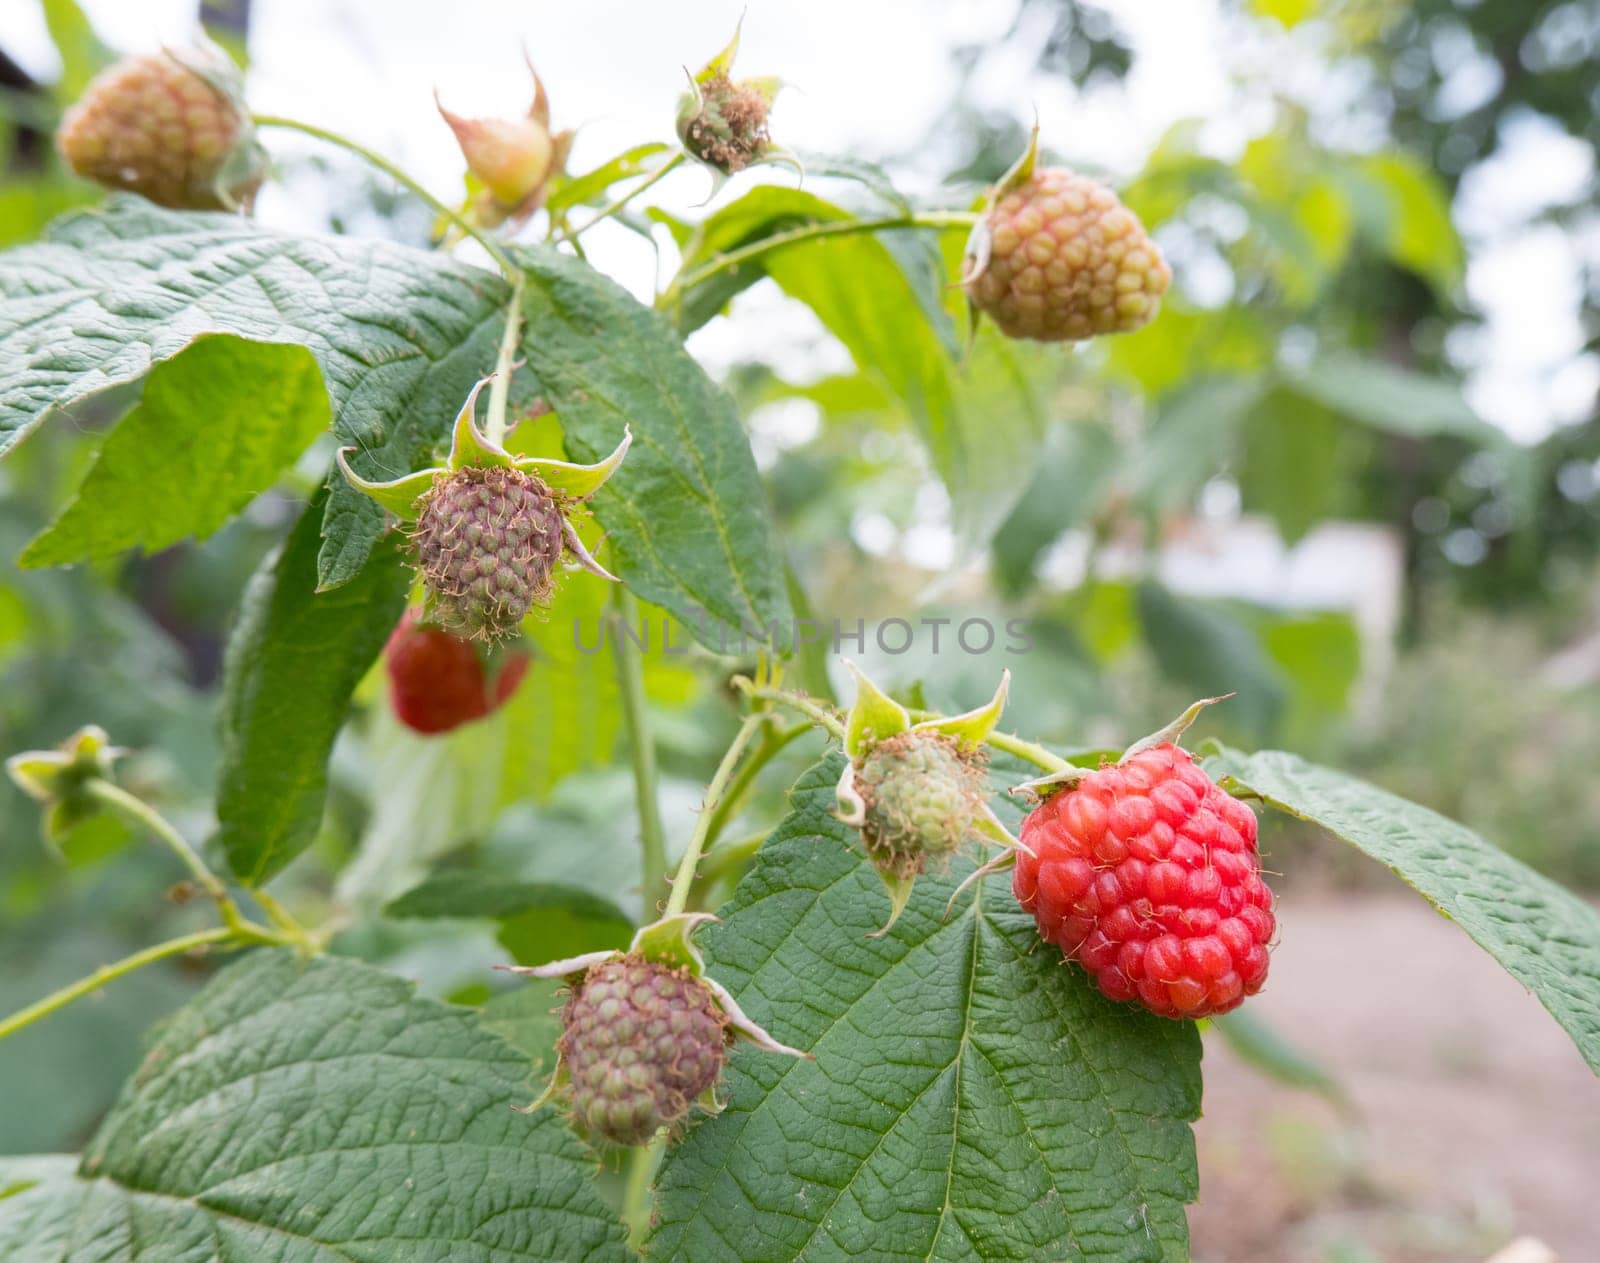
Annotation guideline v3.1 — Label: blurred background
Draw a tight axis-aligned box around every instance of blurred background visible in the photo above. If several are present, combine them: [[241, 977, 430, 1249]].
[[1, 1, 1597, 1259]]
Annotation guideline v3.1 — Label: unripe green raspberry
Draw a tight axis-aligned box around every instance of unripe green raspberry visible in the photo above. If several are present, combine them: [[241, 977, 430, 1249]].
[[559, 956, 728, 1147], [964, 167, 1170, 342], [57, 49, 263, 211], [411, 466, 566, 641], [855, 730, 987, 879]]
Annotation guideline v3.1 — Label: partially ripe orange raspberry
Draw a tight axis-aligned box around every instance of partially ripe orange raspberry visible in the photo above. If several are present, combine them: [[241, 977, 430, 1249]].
[[57, 49, 263, 211], [1013, 742, 1273, 1018], [964, 167, 1170, 342]]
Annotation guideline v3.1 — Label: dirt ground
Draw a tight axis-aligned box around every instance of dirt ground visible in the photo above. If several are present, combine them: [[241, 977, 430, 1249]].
[[1189, 889, 1600, 1263]]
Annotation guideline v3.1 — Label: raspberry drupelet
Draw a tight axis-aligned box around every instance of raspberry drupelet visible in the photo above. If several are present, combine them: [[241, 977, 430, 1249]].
[[1013, 742, 1274, 1018]]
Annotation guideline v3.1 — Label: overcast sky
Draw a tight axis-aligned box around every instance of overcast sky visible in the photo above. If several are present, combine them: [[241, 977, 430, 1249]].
[[3, 0, 1595, 443]]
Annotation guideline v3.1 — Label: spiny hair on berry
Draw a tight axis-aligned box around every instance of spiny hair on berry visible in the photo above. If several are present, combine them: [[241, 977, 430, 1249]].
[[965, 167, 1170, 342], [854, 730, 988, 879], [410, 465, 567, 641], [1013, 742, 1273, 1019], [559, 956, 729, 1148]]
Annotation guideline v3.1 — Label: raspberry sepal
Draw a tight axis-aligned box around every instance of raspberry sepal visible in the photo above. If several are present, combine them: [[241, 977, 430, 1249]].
[[834, 663, 1022, 935], [6, 725, 125, 846]]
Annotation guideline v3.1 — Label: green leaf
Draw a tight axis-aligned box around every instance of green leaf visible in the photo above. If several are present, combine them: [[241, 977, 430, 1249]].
[[1206, 748, 1600, 1075], [386, 871, 634, 965], [1136, 582, 1286, 742], [669, 186, 1044, 545], [480, 978, 564, 1079], [41, 0, 112, 102], [215, 491, 409, 885], [993, 420, 1121, 596], [22, 336, 329, 567], [1130, 377, 1260, 515], [0, 951, 629, 1260], [513, 247, 793, 650], [1236, 386, 1353, 545], [546, 142, 672, 214], [1348, 151, 1464, 294], [1250, 0, 1319, 27], [651, 756, 1201, 1261], [0, 198, 510, 585], [1286, 355, 1500, 444]]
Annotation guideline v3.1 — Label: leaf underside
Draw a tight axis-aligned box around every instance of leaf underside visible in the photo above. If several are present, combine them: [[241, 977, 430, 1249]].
[[651, 755, 1201, 1262], [0, 197, 510, 586], [1208, 747, 1600, 1075]]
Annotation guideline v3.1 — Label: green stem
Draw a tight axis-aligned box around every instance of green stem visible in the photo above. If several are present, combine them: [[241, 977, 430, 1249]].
[[735, 684, 845, 740], [621, 1137, 664, 1248], [252, 113, 516, 274], [0, 927, 234, 1043], [693, 829, 767, 891], [700, 722, 808, 851], [563, 151, 686, 243], [485, 272, 525, 448], [85, 781, 224, 898], [612, 588, 669, 913], [665, 713, 766, 919], [662, 210, 977, 305]]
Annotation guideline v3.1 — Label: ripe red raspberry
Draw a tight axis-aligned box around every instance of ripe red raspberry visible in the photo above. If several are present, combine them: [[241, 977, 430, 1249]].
[[964, 167, 1170, 342], [559, 956, 728, 1147], [1013, 743, 1273, 1018], [56, 49, 264, 211], [383, 610, 529, 735]]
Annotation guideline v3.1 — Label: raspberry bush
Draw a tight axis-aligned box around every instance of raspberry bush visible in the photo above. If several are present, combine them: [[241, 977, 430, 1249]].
[[0, 14, 1597, 1263]]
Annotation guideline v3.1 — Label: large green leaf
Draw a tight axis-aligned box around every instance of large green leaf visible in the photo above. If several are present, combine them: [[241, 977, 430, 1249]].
[[993, 420, 1122, 596], [1287, 355, 1499, 444], [1207, 748, 1600, 1074], [665, 186, 1043, 546], [215, 492, 409, 885], [1136, 582, 1285, 742], [651, 756, 1201, 1262], [514, 247, 792, 649], [22, 335, 329, 567], [0, 950, 629, 1261], [386, 870, 634, 965], [0, 197, 509, 585]]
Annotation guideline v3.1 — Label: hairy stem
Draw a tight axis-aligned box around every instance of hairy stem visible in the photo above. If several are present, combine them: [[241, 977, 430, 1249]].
[[252, 113, 515, 274], [86, 780, 225, 898], [735, 684, 846, 740], [485, 271, 526, 448], [665, 713, 767, 919], [563, 150, 686, 243], [661, 210, 977, 305], [0, 927, 235, 1043], [612, 587, 669, 913], [700, 721, 808, 851]]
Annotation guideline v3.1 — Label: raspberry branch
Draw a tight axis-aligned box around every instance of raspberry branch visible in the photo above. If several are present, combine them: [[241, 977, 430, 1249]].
[[612, 587, 671, 911], [665, 712, 768, 918], [659, 211, 978, 311], [252, 113, 517, 274]]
